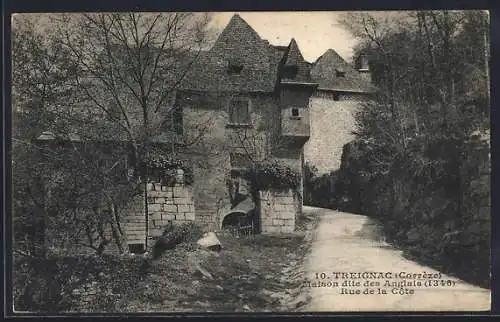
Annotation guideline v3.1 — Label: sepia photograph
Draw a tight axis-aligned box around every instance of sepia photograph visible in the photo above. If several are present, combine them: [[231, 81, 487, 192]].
[[10, 10, 491, 313]]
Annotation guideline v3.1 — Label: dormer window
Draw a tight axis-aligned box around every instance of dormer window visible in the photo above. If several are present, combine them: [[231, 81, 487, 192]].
[[292, 108, 299, 117], [227, 59, 243, 74], [283, 65, 298, 79], [335, 68, 346, 78]]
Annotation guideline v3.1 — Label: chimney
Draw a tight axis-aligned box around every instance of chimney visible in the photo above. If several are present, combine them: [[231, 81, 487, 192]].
[[355, 53, 372, 84], [356, 54, 370, 72]]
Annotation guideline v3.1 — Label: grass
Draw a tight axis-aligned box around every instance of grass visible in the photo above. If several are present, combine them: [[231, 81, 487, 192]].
[[14, 210, 320, 313], [80, 210, 319, 313]]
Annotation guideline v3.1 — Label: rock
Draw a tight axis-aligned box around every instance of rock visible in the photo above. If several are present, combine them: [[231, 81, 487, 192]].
[[192, 280, 201, 287], [242, 304, 252, 311], [196, 232, 222, 251], [215, 285, 224, 291], [187, 249, 216, 276], [195, 263, 214, 280]]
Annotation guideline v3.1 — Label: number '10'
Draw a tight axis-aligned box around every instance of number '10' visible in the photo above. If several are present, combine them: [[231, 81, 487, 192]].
[[315, 272, 327, 279]]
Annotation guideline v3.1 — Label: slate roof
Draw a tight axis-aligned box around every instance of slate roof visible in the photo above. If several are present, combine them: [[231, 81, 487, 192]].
[[311, 49, 376, 93], [181, 15, 374, 93], [280, 38, 315, 84], [179, 14, 281, 93]]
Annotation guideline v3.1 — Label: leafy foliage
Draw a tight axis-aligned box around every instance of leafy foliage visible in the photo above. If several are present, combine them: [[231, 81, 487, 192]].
[[151, 222, 203, 259], [306, 11, 491, 288], [139, 147, 194, 185], [241, 160, 301, 191]]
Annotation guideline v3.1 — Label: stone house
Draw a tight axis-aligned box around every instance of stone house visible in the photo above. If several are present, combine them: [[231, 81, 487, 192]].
[[305, 49, 376, 174], [35, 14, 374, 254]]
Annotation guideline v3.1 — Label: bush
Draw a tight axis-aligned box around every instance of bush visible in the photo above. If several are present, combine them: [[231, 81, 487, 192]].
[[241, 160, 301, 191], [13, 253, 150, 312], [336, 135, 490, 288], [139, 147, 194, 185], [151, 222, 203, 259]]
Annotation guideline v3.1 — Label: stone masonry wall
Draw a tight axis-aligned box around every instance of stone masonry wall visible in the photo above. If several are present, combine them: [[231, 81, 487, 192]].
[[460, 134, 491, 241], [259, 188, 299, 234], [304, 91, 370, 174], [121, 193, 147, 247], [46, 180, 196, 256], [146, 182, 196, 239], [181, 93, 284, 230]]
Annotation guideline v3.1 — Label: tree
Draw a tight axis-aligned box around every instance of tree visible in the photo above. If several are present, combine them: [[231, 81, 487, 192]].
[[12, 13, 214, 256], [12, 13, 217, 310], [55, 13, 216, 252], [337, 10, 490, 287], [12, 14, 80, 258]]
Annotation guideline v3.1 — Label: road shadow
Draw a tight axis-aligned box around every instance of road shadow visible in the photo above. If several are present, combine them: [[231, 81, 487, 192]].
[[353, 217, 385, 242], [354, 217, 490, 290], [352, 217, 401, 251]]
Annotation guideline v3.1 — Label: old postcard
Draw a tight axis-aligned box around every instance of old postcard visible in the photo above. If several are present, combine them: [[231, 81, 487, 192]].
[[10, 11, 491, 313]]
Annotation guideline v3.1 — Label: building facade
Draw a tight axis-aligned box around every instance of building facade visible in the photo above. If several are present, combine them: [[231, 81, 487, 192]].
[[37, 14, 374, 254]]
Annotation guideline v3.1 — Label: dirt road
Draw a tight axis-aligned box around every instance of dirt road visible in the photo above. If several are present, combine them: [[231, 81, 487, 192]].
[[301, 206, 491, 312]]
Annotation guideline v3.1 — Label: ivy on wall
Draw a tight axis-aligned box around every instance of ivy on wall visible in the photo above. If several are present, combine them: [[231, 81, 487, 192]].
[[138, 148, 194, 185], [241, 160, 300, 191]]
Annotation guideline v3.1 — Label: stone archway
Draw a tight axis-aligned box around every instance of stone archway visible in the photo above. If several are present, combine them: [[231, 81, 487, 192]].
[[220, 197, 257, 236]]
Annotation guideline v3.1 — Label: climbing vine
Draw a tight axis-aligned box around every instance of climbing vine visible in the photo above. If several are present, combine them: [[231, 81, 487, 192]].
[[138, 148, 194, 185], [241, 160, 300, 191]]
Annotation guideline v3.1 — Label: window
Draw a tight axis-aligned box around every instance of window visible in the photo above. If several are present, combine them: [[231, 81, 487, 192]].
[[283, 65, 298, 79], [291, 108, 299, 117], [128, 243, 145, 254], [227, 59, 244, 74], [335, 68, 345, 77], [229, 98, 251, 125], [161, 105, 183, 135]]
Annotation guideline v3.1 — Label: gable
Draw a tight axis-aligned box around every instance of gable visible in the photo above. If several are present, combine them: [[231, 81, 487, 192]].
[[280, 38, 314, 84], [180, 14, 280, 93], [311, 49, 376, 93]]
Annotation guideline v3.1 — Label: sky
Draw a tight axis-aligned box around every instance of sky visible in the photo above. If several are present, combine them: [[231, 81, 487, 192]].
[[12, 12, 360, 63], [207, 12, 359, 63]]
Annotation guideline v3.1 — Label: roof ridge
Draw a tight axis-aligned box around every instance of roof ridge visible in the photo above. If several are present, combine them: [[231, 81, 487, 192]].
[[284, 37, 306, 66], [315, 48, 348, 65], [220, 14, 264, 43]]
